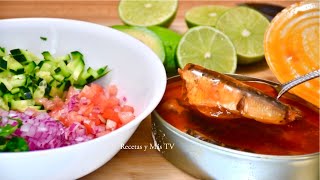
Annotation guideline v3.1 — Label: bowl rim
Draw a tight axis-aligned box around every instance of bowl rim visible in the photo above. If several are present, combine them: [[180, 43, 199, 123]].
[[152, 75, 319, 161], [0, 17, 167, 155]]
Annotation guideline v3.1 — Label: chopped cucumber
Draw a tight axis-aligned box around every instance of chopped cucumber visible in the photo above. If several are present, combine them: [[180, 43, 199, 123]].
[[0, 97, 9, 111], [33, 80, 47, 100], [10, 88, 20, 94], [67, 51, 85, 82], [0, 48, 109, 112], [0, 47, 6, 57], [52, 73, 65, 82], [56, 54, 71, 63], [0, 83, 8, 93], [24, 62, 36, 75], [39, 60, 55, 72], [0, 57, 7, 71], [49, 82, 66, 97], [42, 51, 70, 63], [11, 100, 35, 112], [3, 93, 14, 107], [57, 61, 71, 78], [0, 72, 26, 91], [42, 51, 55, 61], [18, 87, 33, 100], [10, 49, 32, 64], [3, 56, 24, 74]]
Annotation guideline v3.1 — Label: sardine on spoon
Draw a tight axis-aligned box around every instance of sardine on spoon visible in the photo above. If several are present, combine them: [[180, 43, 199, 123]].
[[178, 63, 302, 125]]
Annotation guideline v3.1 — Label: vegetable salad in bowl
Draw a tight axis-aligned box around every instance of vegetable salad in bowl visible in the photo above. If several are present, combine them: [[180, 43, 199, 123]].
[[0, 18, 166, 180], [0, 48, 135, 152]]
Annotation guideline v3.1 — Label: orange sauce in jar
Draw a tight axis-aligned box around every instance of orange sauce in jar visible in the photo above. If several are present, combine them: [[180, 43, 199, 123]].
[[264, 1, 320, 107], [156, 77, 319, 155]]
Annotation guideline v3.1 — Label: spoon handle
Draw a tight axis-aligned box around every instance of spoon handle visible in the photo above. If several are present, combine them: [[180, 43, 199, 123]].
[[277, 69, 320, 99]]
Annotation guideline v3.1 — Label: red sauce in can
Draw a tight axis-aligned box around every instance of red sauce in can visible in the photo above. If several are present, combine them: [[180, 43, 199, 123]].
[[156, 77, 319, 155]]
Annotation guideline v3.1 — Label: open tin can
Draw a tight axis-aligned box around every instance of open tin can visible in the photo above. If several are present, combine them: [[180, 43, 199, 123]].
[[151, 75, 319, 180]]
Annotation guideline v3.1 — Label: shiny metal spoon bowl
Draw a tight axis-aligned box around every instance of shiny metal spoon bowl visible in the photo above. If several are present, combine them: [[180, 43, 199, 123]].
[[276, 69, 320, 99], [224, 69, 320, 104]]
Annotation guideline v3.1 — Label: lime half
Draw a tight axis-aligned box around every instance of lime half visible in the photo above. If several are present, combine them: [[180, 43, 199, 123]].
[[185, 5, 230, 28], [118, 0, 178, 27], [216, 7, 270, 64], [148, 26, 182, 74], [112, 25, 165, 63], [177, 26, 237, 73]]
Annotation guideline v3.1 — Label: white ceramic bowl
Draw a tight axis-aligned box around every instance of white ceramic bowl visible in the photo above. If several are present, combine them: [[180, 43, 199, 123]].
[[0, 18, 166, 180]]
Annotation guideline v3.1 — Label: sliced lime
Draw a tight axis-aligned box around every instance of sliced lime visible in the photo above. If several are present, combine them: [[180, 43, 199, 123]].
[[216, 6, 270, 64], [185, 5, 230, 28], [118, 0, 178, 27], [177, 26, 237, 73], [148, 26, 182, 75], [112, 25, 165, 62]]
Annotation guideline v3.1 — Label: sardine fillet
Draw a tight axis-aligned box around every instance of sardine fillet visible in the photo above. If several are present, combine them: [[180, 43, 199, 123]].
[[179, 64, 301, 125]]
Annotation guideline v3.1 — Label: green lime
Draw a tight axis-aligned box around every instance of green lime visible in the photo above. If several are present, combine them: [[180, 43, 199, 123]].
[[148, 26, 182, 75], [185, 5, 230, 28], [118, 0, 178, 27], [112, 25, 165, 62], [215, 6, 270, 64], [177, 26, 237, 73]]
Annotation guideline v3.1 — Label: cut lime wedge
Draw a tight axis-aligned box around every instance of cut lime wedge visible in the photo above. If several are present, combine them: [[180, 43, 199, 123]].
[[148, 26, 182, 74], [112, 25, 165, 63], [177, 26, 237, 73], [185, 5, 230, 28], [118, 0, 178, 27], [216, 6, 270, 64]]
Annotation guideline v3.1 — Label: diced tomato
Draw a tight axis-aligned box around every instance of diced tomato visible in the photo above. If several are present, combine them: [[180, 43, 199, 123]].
[[47, 83, 135, 137], [121, 105, 134, 113], [88, 113, 101, 125], [104, 97, 120, 108], [90, 84, 104, 96], [93, 94, 109, 110], [37, 98, 56, 110], [83, 119, 95, 135], [118, 111, 135, 125], [102, 108, 121, 124], [78, 103, 94, 116], [63, 111, 84, 126], [49, 109, 65, 124], [79, 85, 93, 99], [108, 85, 118, 97], [96, 130, 111, 137], [79, 84, 104, 99], [52, 96, 64, 108], [106, 120, 117, 131], [66, 86, 80, 100]]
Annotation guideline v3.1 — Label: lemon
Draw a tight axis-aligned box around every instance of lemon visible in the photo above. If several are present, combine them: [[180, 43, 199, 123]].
[[118, 0, 178, 27], [185, 5, 230, 28], [177, 26, 237, 73], [148, 26, 181, 75], [112, 25, 165, 62], [216, 7, 270, 64]]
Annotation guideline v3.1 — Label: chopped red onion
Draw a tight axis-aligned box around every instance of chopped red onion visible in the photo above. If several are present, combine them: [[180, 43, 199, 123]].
[[0, 109, 92, 151]]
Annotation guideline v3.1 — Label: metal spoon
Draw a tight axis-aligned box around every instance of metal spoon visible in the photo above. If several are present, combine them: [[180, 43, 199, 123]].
[[227, 69, 320, 100], [276, 69, 320, 99]]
